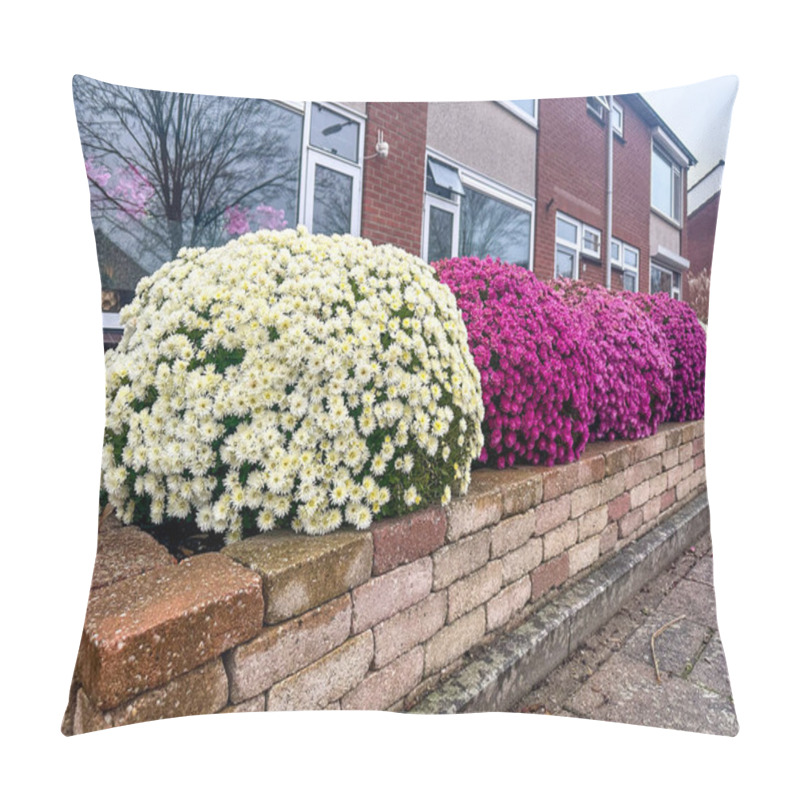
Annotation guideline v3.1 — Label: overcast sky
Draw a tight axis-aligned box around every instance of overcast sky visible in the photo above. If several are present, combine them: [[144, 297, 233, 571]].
[[641, 75, 738, 187]]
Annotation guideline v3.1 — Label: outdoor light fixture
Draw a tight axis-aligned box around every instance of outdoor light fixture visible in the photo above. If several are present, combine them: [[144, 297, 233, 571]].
[[375, 130, 389, 158]]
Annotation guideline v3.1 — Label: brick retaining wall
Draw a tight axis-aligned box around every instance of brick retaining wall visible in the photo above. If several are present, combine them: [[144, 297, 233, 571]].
[[64, 420, 706, 734]]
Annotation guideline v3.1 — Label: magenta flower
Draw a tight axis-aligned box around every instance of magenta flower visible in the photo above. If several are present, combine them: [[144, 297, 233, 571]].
[[553, 279, 673, 441], [224, 205, 250, 235], [435, 256, 592, 467]]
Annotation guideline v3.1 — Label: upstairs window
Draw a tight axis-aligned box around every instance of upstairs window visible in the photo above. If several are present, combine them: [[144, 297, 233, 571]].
[[652, 145, 682, 223], [586, 96, 623, 135]]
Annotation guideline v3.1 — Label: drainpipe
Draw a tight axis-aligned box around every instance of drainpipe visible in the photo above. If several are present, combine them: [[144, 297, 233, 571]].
[[605, 95, 614, 289]]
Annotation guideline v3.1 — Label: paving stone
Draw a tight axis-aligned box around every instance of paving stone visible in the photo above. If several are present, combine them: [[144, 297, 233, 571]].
[[658, 576, 719, 628], [267, 631, 374, 711], [74, 659, 228, 733], [373, 592, 448, 669], [689, 632, 735, 698], [223, 530, 372, 624], [352, 558, 433, 633], [371, 506, 446, 575], [620, 611, 711, 677], [78, 553, 263, 710], [91, 528, 176, 590], [686, 554, 715, 586], [565, 651, 738, 735], [225, 594, 351, 703]]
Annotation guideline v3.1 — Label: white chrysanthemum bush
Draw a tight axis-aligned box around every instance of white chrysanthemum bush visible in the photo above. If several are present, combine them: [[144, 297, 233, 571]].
[[101, 227, 485, 542]]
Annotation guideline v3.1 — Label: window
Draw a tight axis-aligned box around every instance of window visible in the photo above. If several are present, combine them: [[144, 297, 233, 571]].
[[610, 237, 640, 291], [74, 75, 364, 328], [499, 100, 539, 127], [650, 262, 682, 299], [555, 213, 602, 278], [652, 145, 682, 223], [586, 96, 623, 136], [422, 154, 534, 268]]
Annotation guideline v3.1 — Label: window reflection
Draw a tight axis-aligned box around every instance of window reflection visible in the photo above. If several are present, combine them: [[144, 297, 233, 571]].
[[428, 206, 454, 263], [309, 104, 359, 163], [459, 187, 531, 268], [312, 164, 353, 236], [74, 76, 303, 309]]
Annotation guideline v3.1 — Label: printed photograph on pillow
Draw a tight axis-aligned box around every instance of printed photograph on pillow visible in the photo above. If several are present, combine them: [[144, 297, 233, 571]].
[[63, 74, 738, 735]]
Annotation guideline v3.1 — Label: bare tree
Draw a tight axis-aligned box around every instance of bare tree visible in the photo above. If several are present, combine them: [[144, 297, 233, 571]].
[[73, 75, 303, 287]]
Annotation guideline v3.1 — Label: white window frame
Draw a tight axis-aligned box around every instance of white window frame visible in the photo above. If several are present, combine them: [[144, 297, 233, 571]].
[[587, 96, 623, 136], [610, 237, 640, 291], [651, 143, 682, 225], [650, 262, 682, 300], [611, 101, 623, 137], [300, 102, 364, 237], [422, 192, 459, 264], [422, 150, 535, 268], [498, 100, 539, 128], [555, 212, 603, 278]]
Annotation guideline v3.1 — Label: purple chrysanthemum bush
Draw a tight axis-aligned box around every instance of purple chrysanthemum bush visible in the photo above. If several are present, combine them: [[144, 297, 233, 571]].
[[552, 279, 673, 442], [630, 291, 707, 421], [434, 257, 706, 470], [435, 257, 592, 468]]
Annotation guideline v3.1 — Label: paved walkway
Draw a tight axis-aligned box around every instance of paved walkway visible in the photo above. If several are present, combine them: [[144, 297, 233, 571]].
[[513, 532, 738, 735]]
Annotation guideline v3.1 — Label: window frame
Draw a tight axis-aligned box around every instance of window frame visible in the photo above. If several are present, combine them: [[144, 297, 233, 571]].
[[555, 212, 604, 279], [651, 143, 683, 225], [497, 100, 539, 128], [650, 261, 682, 300], [587, 96, 623, 136], [421, 151, 535, 269]]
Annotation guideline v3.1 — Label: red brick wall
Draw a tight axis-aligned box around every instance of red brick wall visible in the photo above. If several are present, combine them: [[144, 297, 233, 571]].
[[687, 191, 720, 281], [360, 102, 428, 256], [534, 97, 651, 292]]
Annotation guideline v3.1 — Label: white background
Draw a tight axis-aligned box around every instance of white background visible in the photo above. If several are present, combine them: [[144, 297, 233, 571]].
[[2, 2, 795, 797]]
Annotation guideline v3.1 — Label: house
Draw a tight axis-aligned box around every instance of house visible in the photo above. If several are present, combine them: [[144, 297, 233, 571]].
[[686, 160, 725, 322], [73, 80, 697, 345]]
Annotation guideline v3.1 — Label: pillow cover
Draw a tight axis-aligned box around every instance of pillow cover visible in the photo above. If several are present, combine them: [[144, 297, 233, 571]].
[[64, 75, 737, 737]]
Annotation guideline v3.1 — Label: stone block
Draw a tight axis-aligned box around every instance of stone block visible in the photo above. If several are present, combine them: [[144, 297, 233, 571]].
[[543, 519, 578, 561], [534, 495, 571, 536], [500, 538, 543, 585], [78, 553, 263, 710], [578, 504, 608, 541], [629, 480, 651, 509], [693, 436, 705, 456], [223, 530, 372, 624], [599, 472, 626, 504], [607, 492, 630, 522], [432, 530, 490, 590], [570, 483, 602, 518], [225, 594, 351, 703], [618, 507, 644, 539], [679, 442, 694, 463], [500, 469, 544, 517], [219, 695, 266, 713], [599, 522, 619, 554], [530, 552, 570, 599], [490, 509, 537, 559], [568, 536, 600, 577], [91, 528, 175, 590], [650, 472, 668, 498], [373, 592, 447, 669], [351, 558, 432, 633], [73, 659, 228, 733], [446, 485, 503, 541], [267, 631, 374, 711], [371, 506, 446, 575], [662, 447, 680, 470], [340, 646, 424, 710], [694, 452, 705, 470], [448, 561, 503, 621], [631, 432, 666, 463], [542, 461, 581, 501], [424, 607, 486, 676], [662, 423, 684, 449], [486, 576, 531, 631], [660, 487, 677, 512], [624, 456, 662, 491]]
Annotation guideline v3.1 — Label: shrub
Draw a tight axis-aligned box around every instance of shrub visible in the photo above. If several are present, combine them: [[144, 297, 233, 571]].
[[552, 280, 672, 441], [435, 256, 591, 468], [629, 292, 706, 421], [101, 228, 484, 541]]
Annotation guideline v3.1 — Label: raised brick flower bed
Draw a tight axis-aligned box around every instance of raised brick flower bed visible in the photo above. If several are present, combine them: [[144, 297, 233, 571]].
[[64, 420, 706, 734]]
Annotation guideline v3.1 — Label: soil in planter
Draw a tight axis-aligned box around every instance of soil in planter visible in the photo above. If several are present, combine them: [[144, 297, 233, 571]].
[[140, 520, 227, 562]]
